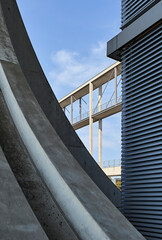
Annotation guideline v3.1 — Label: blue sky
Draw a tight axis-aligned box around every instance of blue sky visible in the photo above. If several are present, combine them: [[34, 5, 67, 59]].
[[16, 0, 121, 165]]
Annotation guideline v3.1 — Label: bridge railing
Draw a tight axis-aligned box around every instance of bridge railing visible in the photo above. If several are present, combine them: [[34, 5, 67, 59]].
[[73, 111, 89, 124], [103, 159, 121, 168], [93, 96, 122, 114], [73, 95, 122, 124]]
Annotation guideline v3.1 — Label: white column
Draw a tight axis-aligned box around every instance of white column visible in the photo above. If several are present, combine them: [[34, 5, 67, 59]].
[[98, 86, 102, 168], [89, 82, 93, 156], [114, 67, 117, 104], [71, 96, 73, 124], [79, 98, 82, 121]]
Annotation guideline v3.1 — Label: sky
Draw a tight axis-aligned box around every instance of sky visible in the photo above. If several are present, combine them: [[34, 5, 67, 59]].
[[16, 0, 121, 166]]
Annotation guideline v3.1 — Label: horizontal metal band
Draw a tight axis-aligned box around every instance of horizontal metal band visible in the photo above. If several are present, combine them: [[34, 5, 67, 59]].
[[121, 0, 160, 29]]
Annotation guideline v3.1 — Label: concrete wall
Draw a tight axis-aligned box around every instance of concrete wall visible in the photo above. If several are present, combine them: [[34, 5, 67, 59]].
[[0, 0, 121, 208]]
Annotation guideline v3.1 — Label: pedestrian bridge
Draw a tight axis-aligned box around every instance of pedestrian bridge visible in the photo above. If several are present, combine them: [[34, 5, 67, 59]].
[[59, 62, 122, 173]]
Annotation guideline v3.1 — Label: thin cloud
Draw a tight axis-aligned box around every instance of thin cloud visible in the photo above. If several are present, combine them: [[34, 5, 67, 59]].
[[48, 41, 115, 99]]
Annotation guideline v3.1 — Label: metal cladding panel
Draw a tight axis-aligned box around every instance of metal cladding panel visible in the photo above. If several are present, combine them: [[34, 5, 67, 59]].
[[121, 23, 162, 240], [121, 0, 159, 28]]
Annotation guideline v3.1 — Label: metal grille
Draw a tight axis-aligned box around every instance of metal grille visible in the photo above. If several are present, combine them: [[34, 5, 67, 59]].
[[121, 23, 162, 240], [121, 0, 159, 28]]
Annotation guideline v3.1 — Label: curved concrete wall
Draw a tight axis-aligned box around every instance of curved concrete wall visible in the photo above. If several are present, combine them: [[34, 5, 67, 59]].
[[0, 0, 121, 208]]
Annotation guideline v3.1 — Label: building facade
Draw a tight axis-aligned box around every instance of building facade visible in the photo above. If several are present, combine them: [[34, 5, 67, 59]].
[[107, 1, 162, 239]]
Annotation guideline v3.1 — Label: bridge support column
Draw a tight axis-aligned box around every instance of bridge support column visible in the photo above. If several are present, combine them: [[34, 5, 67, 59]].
[[70, 96, 73, 124], [98, 86, 102, 168], [79, 98, 82, 121], [114, 67, 117, 104], [89, 82, 93, 155]]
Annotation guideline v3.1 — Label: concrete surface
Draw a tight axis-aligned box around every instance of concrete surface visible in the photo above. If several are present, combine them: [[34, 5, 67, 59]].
[[0, 0, 121, 208], [0, 0, 146, 239], [0, 147, 48, 240]]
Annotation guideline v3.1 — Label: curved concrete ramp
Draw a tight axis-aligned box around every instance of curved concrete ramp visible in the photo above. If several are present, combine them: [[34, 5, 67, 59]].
[[0, 1, 146, 239]]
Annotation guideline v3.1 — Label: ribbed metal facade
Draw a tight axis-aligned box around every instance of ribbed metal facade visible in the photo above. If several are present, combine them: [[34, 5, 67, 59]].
[[121, 0, 159, 28], [121, 23, 162, 240]]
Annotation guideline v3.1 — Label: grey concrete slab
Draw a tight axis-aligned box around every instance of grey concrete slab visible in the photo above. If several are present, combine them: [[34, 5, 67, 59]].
[[0, 147, 48, 240], [0, 0, 121, 208], [107, 1, 162, 60]]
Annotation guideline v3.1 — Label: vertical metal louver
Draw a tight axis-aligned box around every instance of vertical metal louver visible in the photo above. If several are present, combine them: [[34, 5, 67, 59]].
[[121, 0, 160, 28], [121, 23, 162, 240]]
